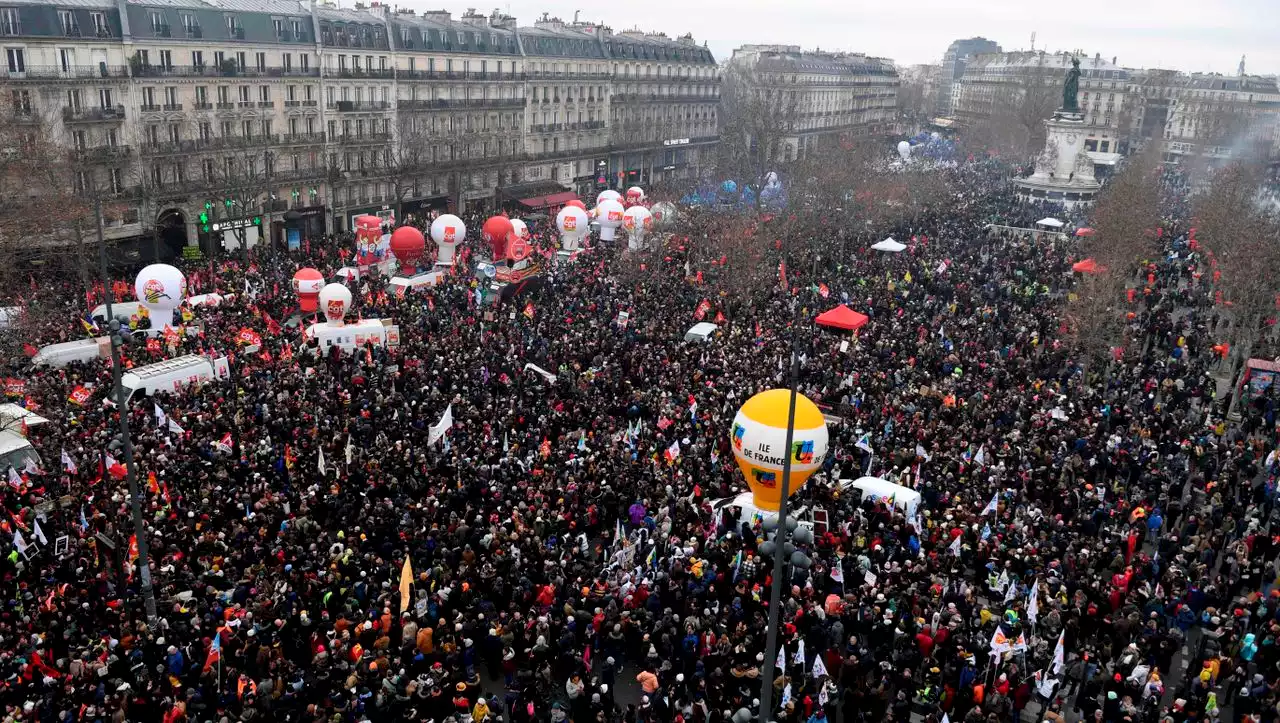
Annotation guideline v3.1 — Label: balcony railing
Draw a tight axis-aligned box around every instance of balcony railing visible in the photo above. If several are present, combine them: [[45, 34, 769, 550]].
[[63, 105, 126, 122], [215, 102, 235, 110], [524, 70, 612, 81], [331, 68, 395, 79], [185, 25, 202, 38], [192, 102, 212, 110], [151, 24, 171, 37], [237, 101, 256, 109], [73, 146, 132, 162], [257, 101, 274, 108], [62, 24, 81, 37], [163, 103, 183, 111], [332, 101, 391, 112], [0, 64, 130, 80], [396, 97, 525, 111], [611, 92, 720, 104], [334, 132, 392, 143]]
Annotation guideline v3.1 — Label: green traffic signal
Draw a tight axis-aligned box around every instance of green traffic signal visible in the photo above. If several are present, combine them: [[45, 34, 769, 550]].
[[204, 201, 213, 210], [198, 211, 209, 224], [252, 216, 262, 226]]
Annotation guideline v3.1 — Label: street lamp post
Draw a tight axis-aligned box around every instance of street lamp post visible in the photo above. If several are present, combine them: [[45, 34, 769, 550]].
[[95, 194, 160, 627]]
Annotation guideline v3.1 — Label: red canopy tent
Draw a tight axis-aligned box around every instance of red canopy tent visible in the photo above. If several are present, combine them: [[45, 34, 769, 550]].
[[815, 304, 869, 331], [1072, 258, 1103, 274], [1075, 227, 1096, 237]]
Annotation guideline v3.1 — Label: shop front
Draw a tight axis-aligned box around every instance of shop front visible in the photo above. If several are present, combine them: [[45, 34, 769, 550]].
[[399, 196, 450, 221], [271, 205, 326, 250], [343, 203, 396, 233]]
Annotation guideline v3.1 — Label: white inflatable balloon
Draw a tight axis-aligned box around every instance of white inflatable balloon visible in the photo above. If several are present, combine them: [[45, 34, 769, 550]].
[[556, 206, 590, 251], [509, 219, 530, 244], [622, 206, 653, 250], [429, 214, 466, 266], [318, 283, 352, 327], [896, 140, 912, 161], [597, 189, 622, 205], [595, 199, 625, 241], [134, 264, 186, 315]]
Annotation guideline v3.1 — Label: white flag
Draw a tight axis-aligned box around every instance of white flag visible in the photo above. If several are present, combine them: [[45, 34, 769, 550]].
[[981, 492, 999, 516], [942, 715, 951, 723], [318, 447, 327, 476], [153, 404, 167, 426], [12, 530, 27, 555], [915, 444, 931, 462], [811, 654, 829, 679], [7, 466, 20, 487], [32, 518, 47, 546], [61, 449, 77, 474], [1052, 631, 1065, 674], [428, 404, 453, 446], [974, 444, 986, 467], [793, 639, 806, 665], [23, 456, 38, 475], [1027, 580, 1040, 623], [948, 534, 961, 556], [1004, 578, 1018, 604], [776, 645, 786, 673], [345, 434, 355, 465], [167, 418, 185, 436], [780, 683, 792, 707], [830, 561, 844, 584], [855, 433, 873, 453], [996, 570, 1009, 592]]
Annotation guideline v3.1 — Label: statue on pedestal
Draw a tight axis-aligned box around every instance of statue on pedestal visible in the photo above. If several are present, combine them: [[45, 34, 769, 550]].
[[1061, 57, 1081, 114]]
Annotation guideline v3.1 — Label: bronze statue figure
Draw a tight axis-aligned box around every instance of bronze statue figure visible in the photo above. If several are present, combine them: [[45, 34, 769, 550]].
[[1062, 57, 1080, 113]]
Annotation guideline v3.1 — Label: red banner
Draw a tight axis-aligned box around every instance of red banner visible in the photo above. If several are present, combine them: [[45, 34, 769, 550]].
[[2, 378, 24, 397], [68, 386, 93, 406], [236, 328, 263, 347]]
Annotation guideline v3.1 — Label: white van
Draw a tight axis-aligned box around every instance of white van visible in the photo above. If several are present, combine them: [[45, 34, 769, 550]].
[[386, 270, 446, 295], [711, 492, 819, 534], [684, 322, 719, 343], [90, 301, 148, 326], [119, 354, 231, 404], [32, 338, 111, 367], [305, 319, 401, 353], [0, 430, 41, 476], [841, 476, 922, 520]]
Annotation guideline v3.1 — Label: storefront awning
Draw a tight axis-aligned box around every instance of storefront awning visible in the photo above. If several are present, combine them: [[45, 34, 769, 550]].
[[518, 191, 579, 209]]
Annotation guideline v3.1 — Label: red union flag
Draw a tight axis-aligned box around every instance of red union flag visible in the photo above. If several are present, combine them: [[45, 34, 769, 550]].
[[68, 386, 92, 406], [693, 299, 711, 321], [236, 328, 262, 346], [3, 378, 24, 397]]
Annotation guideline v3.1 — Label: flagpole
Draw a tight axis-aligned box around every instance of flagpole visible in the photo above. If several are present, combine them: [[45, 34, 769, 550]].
[[97, 213, 158, 627], [759, 238, 804, 723]]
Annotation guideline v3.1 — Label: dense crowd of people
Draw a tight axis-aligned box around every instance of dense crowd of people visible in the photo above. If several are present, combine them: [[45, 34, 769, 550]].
[[0, 158, 1277, 723]]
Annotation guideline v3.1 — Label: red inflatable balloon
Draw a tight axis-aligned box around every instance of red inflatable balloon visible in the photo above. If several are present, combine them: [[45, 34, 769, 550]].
[[565, 199, 587, 211], [389, 226, 427, 274], [481, 216, 514, 259]]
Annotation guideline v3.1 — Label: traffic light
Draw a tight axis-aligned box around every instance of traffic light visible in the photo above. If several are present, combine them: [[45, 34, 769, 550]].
[[252, 216, 262, 226], [203, 201, 213, 211], [198, 211, 210, 232], [224, 199, 233, 208]]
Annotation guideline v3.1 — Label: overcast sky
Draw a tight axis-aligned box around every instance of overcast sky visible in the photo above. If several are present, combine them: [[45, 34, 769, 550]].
[[408, 0, 1279, 76]]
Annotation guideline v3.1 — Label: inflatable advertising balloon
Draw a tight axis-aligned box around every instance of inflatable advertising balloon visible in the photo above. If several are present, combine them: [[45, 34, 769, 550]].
[[595, 199, 625, 241], [354, 215, 384, 269], [625, 186, 645, 205], [507, 232, 531, 263], [429, 214, 466, 266], [292, 268, 324, 312], [389, 226, 426, 275], [622, 206, 653, 250], [731, 389, 829, 512], [896, 140, 912, 161], [135, 264, 186, 324], [509, 219, 531, 245], [650, 202, 677, 229], [481, 216, 514, 260], [597, 189, 622, 206], [556, 206, 590, 251], [318, 283, 352, 327]]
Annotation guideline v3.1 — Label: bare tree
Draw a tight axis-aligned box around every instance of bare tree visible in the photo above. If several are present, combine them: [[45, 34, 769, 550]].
[[1064, 147, 1163, 379], [716, 62, 801, 198], [958, 56, 1058, 159], [1194, 159, 1280, 413]]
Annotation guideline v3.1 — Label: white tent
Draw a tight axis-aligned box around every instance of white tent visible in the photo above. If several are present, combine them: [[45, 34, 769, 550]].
[[840, 476, 922, 519], [1036, 217, 1065, 228], [871, 238, 906, 253]]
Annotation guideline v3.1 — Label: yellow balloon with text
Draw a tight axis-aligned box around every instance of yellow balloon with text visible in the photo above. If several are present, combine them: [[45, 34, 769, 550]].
[[730, 389, 829, 511]]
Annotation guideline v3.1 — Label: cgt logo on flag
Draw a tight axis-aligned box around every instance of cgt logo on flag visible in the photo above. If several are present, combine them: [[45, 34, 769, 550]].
[[751, 468, 777, 488], [326, 299, 344, 320], [791, 440, 815, 464], [142, 278, 171, 305], [732, 424, 745, 450]]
